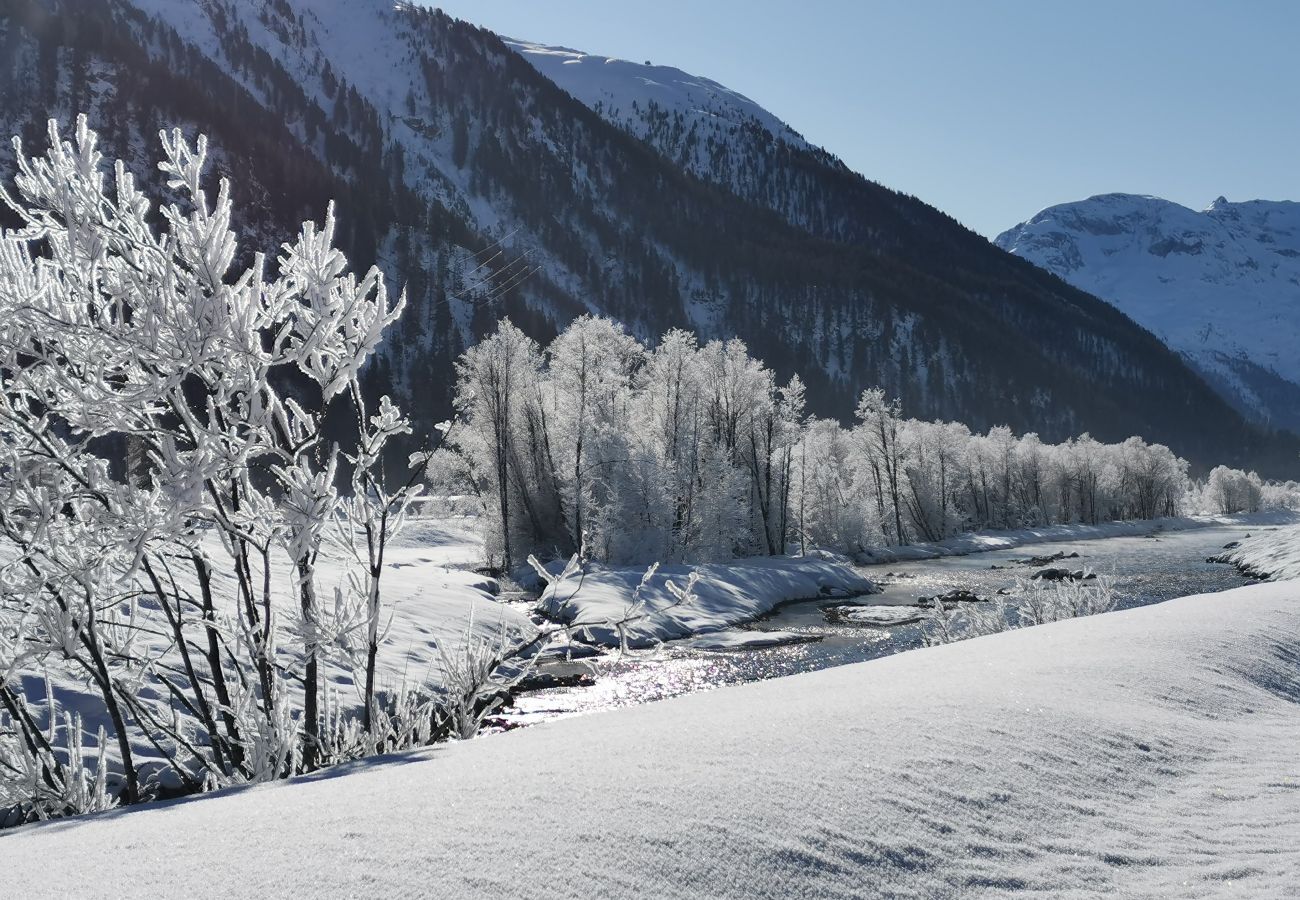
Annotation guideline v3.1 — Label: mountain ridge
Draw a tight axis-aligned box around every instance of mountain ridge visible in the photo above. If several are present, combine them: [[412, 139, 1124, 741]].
[[1, 0, 1295, 473], [997, 192, 1300, 432]]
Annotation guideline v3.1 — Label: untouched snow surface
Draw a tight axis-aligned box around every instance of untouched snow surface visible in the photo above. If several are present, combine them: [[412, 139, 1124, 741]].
[[1215, 524, 1300, 580], [536, 556, 876, 647], [5, 582, 1299, 897]]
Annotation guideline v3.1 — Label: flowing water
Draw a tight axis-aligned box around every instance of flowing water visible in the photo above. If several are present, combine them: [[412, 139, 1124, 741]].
[[498, 524, 1263, 727]]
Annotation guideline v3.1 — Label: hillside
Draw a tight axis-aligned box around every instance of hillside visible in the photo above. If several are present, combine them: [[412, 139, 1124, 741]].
[[0, 0, 1294, 472], [998, 194, 1300, 432], [4, 581, 1298, 897]]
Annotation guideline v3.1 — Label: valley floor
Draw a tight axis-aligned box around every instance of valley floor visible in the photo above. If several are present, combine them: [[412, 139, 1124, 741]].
[[4, 580, 1297, 898], [854, 510, 1297, 563]]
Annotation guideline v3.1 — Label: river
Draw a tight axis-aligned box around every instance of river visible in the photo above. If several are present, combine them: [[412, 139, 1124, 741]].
[[497, 523, 1263, 728]]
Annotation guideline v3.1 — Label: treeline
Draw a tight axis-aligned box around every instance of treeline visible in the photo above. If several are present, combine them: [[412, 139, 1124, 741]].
[[444, 318, 1293, 568]]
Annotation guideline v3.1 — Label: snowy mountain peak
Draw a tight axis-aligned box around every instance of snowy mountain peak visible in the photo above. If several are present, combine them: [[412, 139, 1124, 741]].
[[998, 193, 1300, 430], [505, 38, 807, 149]]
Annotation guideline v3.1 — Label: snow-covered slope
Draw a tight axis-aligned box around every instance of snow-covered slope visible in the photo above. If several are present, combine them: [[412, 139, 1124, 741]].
[[506, 38, 808, 179], [6, 581, 1298, 897], [997, 194, 1300, 429], [1215, 523, 1300, 580]]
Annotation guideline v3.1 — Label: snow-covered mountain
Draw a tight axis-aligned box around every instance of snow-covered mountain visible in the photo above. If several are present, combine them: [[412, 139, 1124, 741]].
[[2, 0, 1295, 471], [997, 194, 1300, 431], [506, 39, 808, 178]]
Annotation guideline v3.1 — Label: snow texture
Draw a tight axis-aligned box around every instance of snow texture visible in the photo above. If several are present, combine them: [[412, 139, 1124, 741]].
[[5, 581, 1298, 897], [536, 556, 876, 648], [1215, 523, 1300, 581]]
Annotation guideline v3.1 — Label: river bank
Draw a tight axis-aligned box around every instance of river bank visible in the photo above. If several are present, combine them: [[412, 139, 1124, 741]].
[[503, 518, 1275, 727], [9, 579, 1296, 898]]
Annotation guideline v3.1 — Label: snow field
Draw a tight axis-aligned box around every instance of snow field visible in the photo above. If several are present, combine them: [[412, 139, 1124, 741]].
[[5, 581, 1297, 897]]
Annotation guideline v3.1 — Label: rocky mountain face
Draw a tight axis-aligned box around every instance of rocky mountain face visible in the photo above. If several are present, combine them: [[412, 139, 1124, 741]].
[[0, 0, 1294, 472], [998, 194, 1300, 434]]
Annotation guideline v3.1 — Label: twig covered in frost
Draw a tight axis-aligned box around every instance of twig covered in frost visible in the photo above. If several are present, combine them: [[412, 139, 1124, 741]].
[[922, 571, 1118, 646], [529, 552, 701, 654], [0, 114, 453, 819]]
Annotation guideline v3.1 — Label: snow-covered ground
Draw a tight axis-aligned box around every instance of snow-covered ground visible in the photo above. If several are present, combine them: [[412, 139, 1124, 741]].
[[857, 511, 1298, 564], [6, 580, 1297, 898], [1214, 523, 1300, 580], [7, 516, 537, 783], [536, 556, 876, 648]]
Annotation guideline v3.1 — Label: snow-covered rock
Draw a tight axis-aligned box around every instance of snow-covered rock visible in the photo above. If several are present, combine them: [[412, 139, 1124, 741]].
[[7, 581, 1299, 897], [679, 629, 818, 651], [997, 194, 1300, 428], [829, 605, 927, 626], [536, 557, 877, 648]]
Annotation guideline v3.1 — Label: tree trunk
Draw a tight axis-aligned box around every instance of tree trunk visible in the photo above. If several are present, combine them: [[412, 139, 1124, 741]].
[[298, 557, 320, 771]]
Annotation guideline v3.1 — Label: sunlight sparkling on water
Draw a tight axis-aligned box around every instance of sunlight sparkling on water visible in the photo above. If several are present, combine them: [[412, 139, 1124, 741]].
[[501, 525, 1260, 727]]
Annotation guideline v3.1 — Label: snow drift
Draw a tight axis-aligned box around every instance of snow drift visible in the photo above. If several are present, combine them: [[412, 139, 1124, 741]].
[[535, 556, 877, 647], [1214, 524, 1300, 580], [5, 581, 1298, 898]]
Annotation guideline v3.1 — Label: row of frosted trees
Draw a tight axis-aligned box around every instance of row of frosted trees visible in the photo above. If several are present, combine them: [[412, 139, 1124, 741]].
[[448, 318, 1211, 567]]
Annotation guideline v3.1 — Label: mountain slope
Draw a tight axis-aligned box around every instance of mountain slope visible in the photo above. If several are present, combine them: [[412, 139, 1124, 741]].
[[997, 194, 1300, 432], [1, 0, 1294, 473]]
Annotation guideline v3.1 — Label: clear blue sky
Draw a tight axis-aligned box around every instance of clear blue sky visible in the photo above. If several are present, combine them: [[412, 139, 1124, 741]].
[[425, 1, 1299, 238]]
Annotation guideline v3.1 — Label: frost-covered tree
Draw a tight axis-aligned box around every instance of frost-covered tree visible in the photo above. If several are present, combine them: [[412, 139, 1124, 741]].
[[854, 389, 908, 545], [1203, 465, 1264, 515], [453, 319, 568, 569], [545, 315, 644, 554], [901, 420, 970, 541], [0, 117, 426, 816]]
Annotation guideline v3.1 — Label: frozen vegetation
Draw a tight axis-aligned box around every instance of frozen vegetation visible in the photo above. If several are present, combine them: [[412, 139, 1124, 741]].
[[534, 555, 875, 648], [1214, 523, 1300, 581], [0, 120, 537, 820], [442, 317, 1294, 575], [5, 581, 1298, 897]]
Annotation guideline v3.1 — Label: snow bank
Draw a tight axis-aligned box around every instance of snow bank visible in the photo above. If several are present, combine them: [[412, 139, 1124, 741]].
[[536, 556, 876, 647], [858, 510, 1298, 564], [1213, 523, 1300, 580], [7, 581, 1299, 897]]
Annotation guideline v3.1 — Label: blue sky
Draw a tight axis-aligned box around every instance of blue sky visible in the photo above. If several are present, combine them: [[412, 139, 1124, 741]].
[[425, 1, 1298, 238]]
